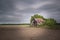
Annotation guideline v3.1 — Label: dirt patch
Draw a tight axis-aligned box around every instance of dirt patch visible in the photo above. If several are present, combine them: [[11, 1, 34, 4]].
[[0, 25, 60, 40]]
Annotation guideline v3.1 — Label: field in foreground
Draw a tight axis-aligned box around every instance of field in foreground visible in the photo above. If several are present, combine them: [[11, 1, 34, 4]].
[[0, 25, 60, 40]]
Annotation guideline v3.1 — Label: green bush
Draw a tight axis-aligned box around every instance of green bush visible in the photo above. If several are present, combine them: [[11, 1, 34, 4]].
[[45, 18, 56, 26]]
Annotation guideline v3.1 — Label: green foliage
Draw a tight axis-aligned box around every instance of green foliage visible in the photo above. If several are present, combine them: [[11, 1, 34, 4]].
[[45, 18, 56, 26], [30, 16, 35, 23], [34, 14, 44, 18]]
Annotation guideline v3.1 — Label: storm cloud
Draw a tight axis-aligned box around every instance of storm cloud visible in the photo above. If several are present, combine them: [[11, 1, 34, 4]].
[[0, 0, 60, 24]]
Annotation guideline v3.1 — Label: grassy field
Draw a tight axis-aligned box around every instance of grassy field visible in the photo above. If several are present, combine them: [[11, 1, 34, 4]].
[[0, 24, 30, 27], [0, 24, 60, 30], [36, 25, 60, 29]]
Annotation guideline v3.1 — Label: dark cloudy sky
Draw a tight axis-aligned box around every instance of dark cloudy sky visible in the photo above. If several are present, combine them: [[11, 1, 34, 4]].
[[0, 0, 60, 24]]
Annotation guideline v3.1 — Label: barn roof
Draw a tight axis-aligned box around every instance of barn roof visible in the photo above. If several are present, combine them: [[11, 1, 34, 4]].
[[35, 18, 44, 22]]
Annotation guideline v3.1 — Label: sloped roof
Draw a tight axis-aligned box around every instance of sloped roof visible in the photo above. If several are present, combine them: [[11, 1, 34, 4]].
[[35, 18, 44, 23]]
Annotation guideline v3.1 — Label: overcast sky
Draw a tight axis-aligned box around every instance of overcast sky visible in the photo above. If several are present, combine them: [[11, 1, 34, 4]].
[[0, 0, 60, 24]]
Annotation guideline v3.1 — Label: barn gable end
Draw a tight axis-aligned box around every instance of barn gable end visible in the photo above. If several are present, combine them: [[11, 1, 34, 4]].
[[31, 18, 45, 26]]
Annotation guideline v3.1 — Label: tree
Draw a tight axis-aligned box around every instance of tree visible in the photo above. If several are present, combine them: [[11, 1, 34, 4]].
[[45, 18, 56, 26], [34, 14, 44, 18], [30, 16, 34, 23]]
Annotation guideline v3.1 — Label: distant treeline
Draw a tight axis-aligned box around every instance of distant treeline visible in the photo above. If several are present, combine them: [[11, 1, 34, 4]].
[[0, 23, 30, 25], [0, 23, 60, 25]]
